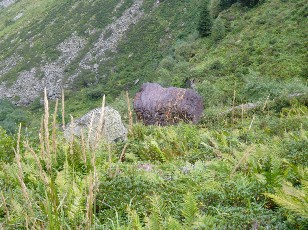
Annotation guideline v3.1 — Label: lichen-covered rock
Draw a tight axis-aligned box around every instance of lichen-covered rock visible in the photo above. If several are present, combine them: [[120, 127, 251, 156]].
[[133, 83, 203, 125], [64, 107, 127, 144]]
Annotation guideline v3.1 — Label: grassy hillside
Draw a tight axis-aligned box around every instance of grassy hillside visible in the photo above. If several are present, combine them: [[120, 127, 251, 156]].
[[0, 0, 308, 229]]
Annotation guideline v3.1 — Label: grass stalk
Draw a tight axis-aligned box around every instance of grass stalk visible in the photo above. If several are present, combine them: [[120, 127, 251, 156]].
[[14, 124, 35, 226], [230, 146, 254, 177], [232, 82, 237, 124], [39, 118, 45, 157], [69, 115, 74, 155], [62, 88, 65, 131], [95, 95, 106, 148], [81, 130, 87, 165], [87, 112, 95, 150], [248, 115, 255, 131], [52, 99, 59, 155], [126, 91, 133, 135], [86, 141, 98, 229], [262, 95, 270, 111], [25, 141, 48, 185], [44, 88, 51, 156]]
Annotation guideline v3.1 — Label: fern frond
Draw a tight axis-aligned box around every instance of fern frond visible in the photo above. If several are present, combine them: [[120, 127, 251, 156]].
[[165, 217, 183, 230], [181, 192, 199, 227], [147, 195, 165, 230], [127, 207, 143, 230], [264, 180, 308, 218]]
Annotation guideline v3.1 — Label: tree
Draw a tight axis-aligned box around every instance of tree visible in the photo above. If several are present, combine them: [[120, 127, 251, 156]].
[[198, 4, 213, 37]]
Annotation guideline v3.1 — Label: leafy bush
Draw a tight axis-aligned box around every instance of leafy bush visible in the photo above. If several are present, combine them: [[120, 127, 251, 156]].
[[0, 127, 16, 163], [211, 16, 226, 41], [0, 99, 30, 133]]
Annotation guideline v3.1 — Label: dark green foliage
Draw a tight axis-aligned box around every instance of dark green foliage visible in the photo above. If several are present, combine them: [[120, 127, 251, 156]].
[[220, 0, 237, 10], [282, 137, 308, 166], [238, 0, 262, 8], [0, 99, 29, 134], [128, 124, 201, 162], [211, 16, 226, 41], [198, 4, 213, 37], [97, 171, 155, 221], [0, 127, 16, 163], [218, 0, 261, 11]]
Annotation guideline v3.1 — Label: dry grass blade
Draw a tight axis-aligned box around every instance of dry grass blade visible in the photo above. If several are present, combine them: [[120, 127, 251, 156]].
[[87, 112, 95, 150], [69, 115, 74, 155], [24, 141, 48, 185], [126, 91, 133, 134], [95, 95, 106, 148], [232, 81, 237, 124], [39, 118, 45, 156], [81, 130, 87, 165], [85, 173, 94, 230], [14, 127, 30, 202], [44, 88, 50, 155], [249, 115, 255, 131], [230, 146, 254, 177], [14, 124, 35, 226], [52, 99, 59, 154], [86, 140, 98, 229], [1, 191, 9, 221], [62, 88, 65, 130]]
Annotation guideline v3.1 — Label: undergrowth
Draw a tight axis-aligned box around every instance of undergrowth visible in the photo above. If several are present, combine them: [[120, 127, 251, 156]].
[[0, 91, 307, 229]]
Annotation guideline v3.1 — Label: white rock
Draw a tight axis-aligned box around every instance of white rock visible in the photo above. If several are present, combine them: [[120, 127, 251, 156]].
[[64, 107, 127, 144]]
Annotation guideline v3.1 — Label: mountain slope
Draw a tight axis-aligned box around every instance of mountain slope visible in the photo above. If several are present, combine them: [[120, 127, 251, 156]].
[[0, 0, 202, 106], [0, 0, 307, 120]]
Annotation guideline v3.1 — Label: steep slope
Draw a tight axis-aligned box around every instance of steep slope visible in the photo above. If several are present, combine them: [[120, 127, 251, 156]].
[[0, 0, 202, 105], [0, 0, 145, 104], [0, 0, 307, 125]]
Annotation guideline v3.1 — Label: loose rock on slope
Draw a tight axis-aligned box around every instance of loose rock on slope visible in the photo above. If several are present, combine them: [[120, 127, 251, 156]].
[[64, 107, 127, 144], [134, 83, 204, 126]]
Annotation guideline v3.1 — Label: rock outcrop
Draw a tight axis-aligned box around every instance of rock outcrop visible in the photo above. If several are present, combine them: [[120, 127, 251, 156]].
[[0, 0, 17, 8], [64, 107, 127, 144], [133, 83, 203, 125]]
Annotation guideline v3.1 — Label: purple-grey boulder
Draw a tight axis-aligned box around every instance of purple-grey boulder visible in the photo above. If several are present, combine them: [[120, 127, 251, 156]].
[[133, 83, 203, 125]]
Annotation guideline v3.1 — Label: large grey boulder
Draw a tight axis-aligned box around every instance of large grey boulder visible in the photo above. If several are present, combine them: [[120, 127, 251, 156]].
[[134, 83, 203, 125], [64, 107, 127, 144]]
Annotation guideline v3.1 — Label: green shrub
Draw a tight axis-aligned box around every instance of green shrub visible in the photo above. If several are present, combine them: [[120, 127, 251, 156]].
[[282, 134, 308, 166], [0, 127, 16, 163], [97, 170, 156, 222], [211, 17, 226, 41], [0, 99, 30, 134]]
